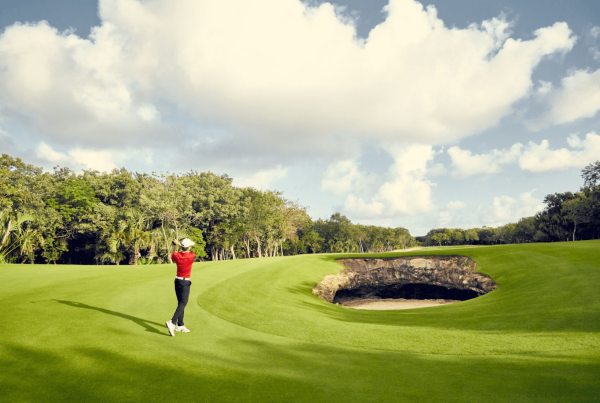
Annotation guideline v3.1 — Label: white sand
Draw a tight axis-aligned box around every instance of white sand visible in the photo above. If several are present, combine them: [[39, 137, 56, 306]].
[[340, 298, 459, 310]]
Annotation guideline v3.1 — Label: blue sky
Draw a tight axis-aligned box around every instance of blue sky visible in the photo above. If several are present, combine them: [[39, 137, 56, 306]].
[[1, 0, 599, 235]]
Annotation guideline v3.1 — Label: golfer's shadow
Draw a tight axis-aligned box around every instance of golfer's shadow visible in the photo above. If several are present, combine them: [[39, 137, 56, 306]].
[[53, 300, 168, 336]]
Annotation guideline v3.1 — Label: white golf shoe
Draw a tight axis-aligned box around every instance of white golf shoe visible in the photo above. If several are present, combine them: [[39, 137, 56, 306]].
[[175, 325, 190, 333], [165, 320, 176, 337]]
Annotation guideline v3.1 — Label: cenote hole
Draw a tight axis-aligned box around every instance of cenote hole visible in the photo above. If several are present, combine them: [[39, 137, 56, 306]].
[[333, 283, 480, 303]]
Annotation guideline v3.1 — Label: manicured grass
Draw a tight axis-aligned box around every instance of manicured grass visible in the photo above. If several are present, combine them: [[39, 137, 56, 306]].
[[1, 241, 599, 402]]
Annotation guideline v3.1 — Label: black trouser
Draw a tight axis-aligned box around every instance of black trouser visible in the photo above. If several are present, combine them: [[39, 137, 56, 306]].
[[172, 278, 191, 326]]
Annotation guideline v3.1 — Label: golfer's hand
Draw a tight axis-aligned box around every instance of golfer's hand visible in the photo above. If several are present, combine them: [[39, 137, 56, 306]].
[[172, 238, 181, 246]]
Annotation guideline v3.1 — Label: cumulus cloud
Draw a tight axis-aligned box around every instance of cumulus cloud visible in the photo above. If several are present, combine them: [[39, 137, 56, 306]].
[[447, 143, 522, 179], [428, 163, 447, 177], [447, 132, 600, 177], [536, 80, 553, 96], [423, 189, 543, 230], [586, 27, 600, 61], [0, 0, 577, 163], [322, 144, 436, 218], [437, 200, 468, 227], [233, 166, 288, 190], [320, 159, 381, 196], [321, 160, 364, 196], [446, 200, 467, 210], [0, 21, 166, 147], [519, 132, 600, 172], [35, 142, 128, 172], [532, 68, 600, 128], [484, 190, 544, 226], [0, 0, 584, 232], [436, 190, 543, 229], [137, 104, 159, 122]]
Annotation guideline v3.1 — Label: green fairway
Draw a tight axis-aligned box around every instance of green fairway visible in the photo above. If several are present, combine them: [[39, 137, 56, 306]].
[[1, 241, 599, 402]]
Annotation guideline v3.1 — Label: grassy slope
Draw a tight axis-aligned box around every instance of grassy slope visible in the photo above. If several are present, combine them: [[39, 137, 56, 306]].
[[0, 241, 599, 402]]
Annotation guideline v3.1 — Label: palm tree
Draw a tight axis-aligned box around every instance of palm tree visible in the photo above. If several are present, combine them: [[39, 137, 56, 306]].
[[116, 211, 152, 265], [0, 211, 41, 263], [16, 225, 44, 263], [96, 210, 152, 265], [95, 247, 126, 266], [94, 231, 126, 265]]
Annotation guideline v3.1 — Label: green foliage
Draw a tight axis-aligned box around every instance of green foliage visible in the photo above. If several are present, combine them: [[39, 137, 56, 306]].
[[3, 152, 600, 263], [46, 179, 100, 220], [187, 227, 208, 259], [301, 230, 324, 254], [0, 168, 16, 210], [562, 194, 590, 242], [84, 168, 143, 208], [582, 160, 600, 188], [0, 153, 428, 264], [0, 211, 43, 263], [313, 213, 417, 253]]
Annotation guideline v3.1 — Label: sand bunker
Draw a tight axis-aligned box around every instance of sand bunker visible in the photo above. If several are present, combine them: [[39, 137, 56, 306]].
[[313, 256, 497, 311], [338, 298, 460, 310]]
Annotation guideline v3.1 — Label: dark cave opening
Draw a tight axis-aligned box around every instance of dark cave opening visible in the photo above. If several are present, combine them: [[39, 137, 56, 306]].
[[332, 283, 480, 304]]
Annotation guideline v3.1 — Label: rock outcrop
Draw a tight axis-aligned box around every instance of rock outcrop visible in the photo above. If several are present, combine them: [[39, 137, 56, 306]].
[[312, 256, 497, 303]]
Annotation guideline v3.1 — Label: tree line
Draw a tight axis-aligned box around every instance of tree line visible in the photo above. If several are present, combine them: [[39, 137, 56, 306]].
[[0, 154, 416, 264], [420, 161, 600, 246]]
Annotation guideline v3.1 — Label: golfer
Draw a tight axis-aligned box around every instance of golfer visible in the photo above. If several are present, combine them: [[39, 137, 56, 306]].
[[165, 238, 195, 337]]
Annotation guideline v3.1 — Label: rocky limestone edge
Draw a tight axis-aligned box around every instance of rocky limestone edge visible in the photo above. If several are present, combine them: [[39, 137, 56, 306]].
[[312, 256, 497, 303]]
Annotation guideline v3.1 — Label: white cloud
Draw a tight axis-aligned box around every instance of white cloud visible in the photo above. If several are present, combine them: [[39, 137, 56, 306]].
[[417, 188, 543, 230], [428, 163, 447, 177], [447, 132, 600, 177], [484, 190, 544, 226], [36, 143, 66, 164], [320, 159, 381, 196], [321, 160, 363, 195], [233, 166, 288, 190], [437, 201, 467, 227], [588, 28, 600, 61], [519, 132, 600, 172], [343, 195, 387, 217], [533, 68, 600, 127], [537, 80, 553, 96], [436, 190, 543, 229], [447, 143, 522, 179], [446, 200, 467, 210], [0, 21, 165, 146], [330, 144, 436, 218], [137, 104, 159, 122], [0, 0, 576, 157], [35, 142, 126, 172], [322, 131, 589, 223]]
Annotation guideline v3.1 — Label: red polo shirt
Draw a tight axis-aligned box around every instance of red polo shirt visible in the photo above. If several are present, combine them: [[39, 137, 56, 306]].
[[172, 252, 195, 278]]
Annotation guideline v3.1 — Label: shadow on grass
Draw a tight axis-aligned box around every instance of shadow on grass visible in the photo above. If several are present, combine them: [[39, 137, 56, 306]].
[[0, 342, 316, 403], [1, 336, 599, 403], [53, 300, 168, 336]]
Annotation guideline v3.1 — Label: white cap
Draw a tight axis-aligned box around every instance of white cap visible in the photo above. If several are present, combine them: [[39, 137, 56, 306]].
[[180, 238, 195, 248]]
